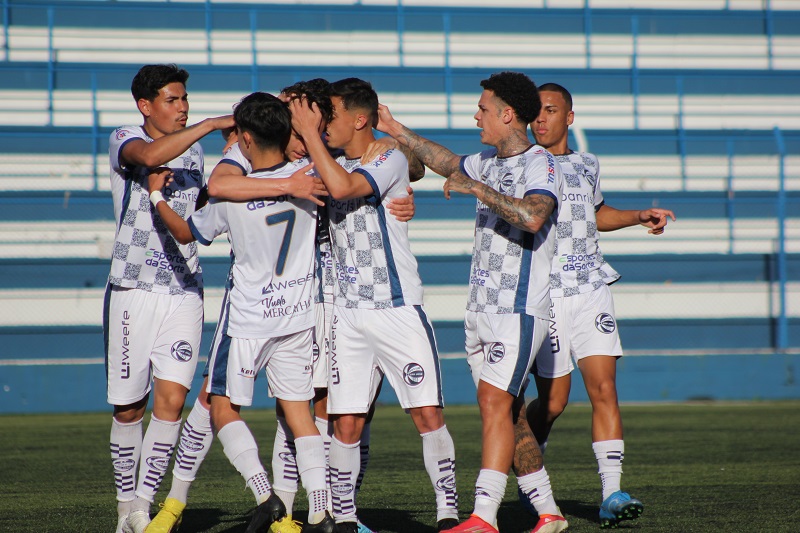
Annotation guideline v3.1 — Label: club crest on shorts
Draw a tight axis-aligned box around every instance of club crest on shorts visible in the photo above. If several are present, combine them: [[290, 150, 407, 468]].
[[312, 342, 320, 364], [595, 313, 616, 334], [487, 342, 505, 364], [171, 340, 193, 362], [403, 363, 425, 386]]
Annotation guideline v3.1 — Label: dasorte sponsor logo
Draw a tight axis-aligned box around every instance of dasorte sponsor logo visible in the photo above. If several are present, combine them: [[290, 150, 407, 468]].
[[145, 249, 188, 273], [559, 253, 597, 272]]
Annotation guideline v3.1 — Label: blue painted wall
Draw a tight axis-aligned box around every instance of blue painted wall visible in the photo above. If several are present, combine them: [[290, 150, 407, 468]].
[[1, 352, 798, 414]]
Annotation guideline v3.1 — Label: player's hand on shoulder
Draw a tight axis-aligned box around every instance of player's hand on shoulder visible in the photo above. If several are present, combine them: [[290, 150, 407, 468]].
[[289, 162, 328, 206], [640, 208, 676, 235], [148, 167, 173, 193], [361, 137, 398, 165], [388, 186, 415, 222]]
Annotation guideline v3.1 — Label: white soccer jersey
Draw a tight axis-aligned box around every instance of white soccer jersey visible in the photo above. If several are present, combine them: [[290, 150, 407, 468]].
[[189, 162, 318, 339], [222, 143, 335, 305], [327, 149, 423, 309], [549, 152, 620, 297], [459, 145, 562, 319], [108, 125, 205, 295]]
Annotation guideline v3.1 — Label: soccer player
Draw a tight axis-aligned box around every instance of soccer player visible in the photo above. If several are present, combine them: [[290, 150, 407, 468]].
[[375, 71, 568, 533], [105, 63, 234, 533], [149, 80, 412, 533], [523, 83, 675, 528], [290, 78, 460, 533], [148, 91, 336, 533]]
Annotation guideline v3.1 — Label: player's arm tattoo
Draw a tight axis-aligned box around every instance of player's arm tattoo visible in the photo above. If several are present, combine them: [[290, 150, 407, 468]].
[[476, 185, 556, 234], [512, 401, 544, 475], [394, 124, 461, 178]]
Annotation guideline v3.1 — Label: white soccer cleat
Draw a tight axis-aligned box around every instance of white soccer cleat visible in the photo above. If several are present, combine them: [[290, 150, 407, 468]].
[[125, 509, 151, 533]]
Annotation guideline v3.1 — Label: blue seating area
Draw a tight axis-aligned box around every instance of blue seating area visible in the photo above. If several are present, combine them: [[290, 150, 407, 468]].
[[0, 0, 798, 413]]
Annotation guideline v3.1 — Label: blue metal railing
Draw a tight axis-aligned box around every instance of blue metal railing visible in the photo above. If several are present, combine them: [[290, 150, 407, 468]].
[[774, 126, 788, 351]]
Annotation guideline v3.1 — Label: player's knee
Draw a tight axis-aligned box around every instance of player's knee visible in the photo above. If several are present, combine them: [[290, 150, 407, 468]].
[[409, 406, 444, 433], [332, 415, 364, 444], [588, 379, 618, 405]]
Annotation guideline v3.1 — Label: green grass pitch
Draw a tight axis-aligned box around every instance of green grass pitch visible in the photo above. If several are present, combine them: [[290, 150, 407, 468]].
[[1, 401, 798, 532]]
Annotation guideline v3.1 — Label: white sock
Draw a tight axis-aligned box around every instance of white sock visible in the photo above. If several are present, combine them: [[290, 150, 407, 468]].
[[472, 469, 507, 525], [315, 416, 333, 511], [517, 467, 559, 516], [295, 435, 328, 524], [218, 420, 271, 503], [593, 439, 624, 501], [421, 425, 458, 521], [329, 437, 360, 523], [169, 398, 214, 504], [135, 415, 181, 504], [111, 417, 143, 505], [272, 417, 298, 514]]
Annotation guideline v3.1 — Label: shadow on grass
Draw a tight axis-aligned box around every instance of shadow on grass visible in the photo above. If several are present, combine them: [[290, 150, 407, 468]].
[[180, 505, 436, 533]]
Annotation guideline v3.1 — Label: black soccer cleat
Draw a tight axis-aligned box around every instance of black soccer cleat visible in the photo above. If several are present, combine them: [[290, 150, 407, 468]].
[[245, 493, 287, 533], [437, 518, 459, 531], [334, 521, 359, 533], [302, 512, 336, 533]]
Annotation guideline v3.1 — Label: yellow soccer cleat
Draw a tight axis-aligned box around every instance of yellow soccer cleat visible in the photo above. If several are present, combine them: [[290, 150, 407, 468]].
[[269, 514, 303, 533], [144, 498, 185, 533]]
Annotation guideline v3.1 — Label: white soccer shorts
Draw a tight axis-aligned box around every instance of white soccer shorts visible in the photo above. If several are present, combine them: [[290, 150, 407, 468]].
[[533, 284, 624, 379], [327, 305, 443, 414], [464, 310, 549, 397], [312, 301, 333, 389], [104, 285, 203, 405], [206, 328, 315, 406]]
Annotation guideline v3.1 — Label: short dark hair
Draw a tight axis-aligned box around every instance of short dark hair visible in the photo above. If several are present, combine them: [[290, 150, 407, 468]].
[[480, 71, 540, 124], [282, 78, 334, 125], [330, 78, 379, 127], [538, 83, 573, 111], [233, 92, 292, 151], [131, 64, 189, 102]]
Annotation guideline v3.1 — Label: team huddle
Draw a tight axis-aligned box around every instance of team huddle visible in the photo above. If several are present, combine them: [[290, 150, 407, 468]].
[[105, 64, 674, 533]]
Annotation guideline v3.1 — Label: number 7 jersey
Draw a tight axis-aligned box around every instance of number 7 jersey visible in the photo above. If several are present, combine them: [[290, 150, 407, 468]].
[[188, 161, 318, 339]]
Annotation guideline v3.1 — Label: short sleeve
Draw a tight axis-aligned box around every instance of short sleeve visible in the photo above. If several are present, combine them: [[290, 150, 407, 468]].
[[108, 126, 144, 176], [188, 198, 229, 246], [219, 142, 252, 176], [352, 148, 407, 199]]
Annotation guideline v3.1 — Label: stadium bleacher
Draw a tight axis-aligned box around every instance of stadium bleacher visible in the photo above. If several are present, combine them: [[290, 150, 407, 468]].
[[0, 0, 798, 412]]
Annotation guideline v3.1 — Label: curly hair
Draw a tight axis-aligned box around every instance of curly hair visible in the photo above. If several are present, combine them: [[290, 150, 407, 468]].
[[281, 78, 334, 125], [480, 71, 540, 124], [131, 64, 189, 102]]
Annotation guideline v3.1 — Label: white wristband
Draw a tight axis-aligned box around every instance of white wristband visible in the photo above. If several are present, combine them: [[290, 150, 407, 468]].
[[150, 190, 165, 207]]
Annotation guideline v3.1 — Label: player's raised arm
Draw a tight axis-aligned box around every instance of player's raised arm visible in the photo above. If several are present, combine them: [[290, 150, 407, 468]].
[[290, 98, 373, 200], [596, 205, 676, 234], [376, 104, 461, 180], [208, 162, 325, 205], [444, 169, 555, 234], [121, 115, 234, 169], [362, 135, 426, 182], [148, 168, 196, 244]]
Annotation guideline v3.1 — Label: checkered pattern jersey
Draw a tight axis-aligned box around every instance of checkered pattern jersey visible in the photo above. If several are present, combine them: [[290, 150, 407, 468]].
[[326, 149, 423, 309], [107, 125, 205, 295], [459, 145, 562, 319], [549, 152, 620, 298]]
